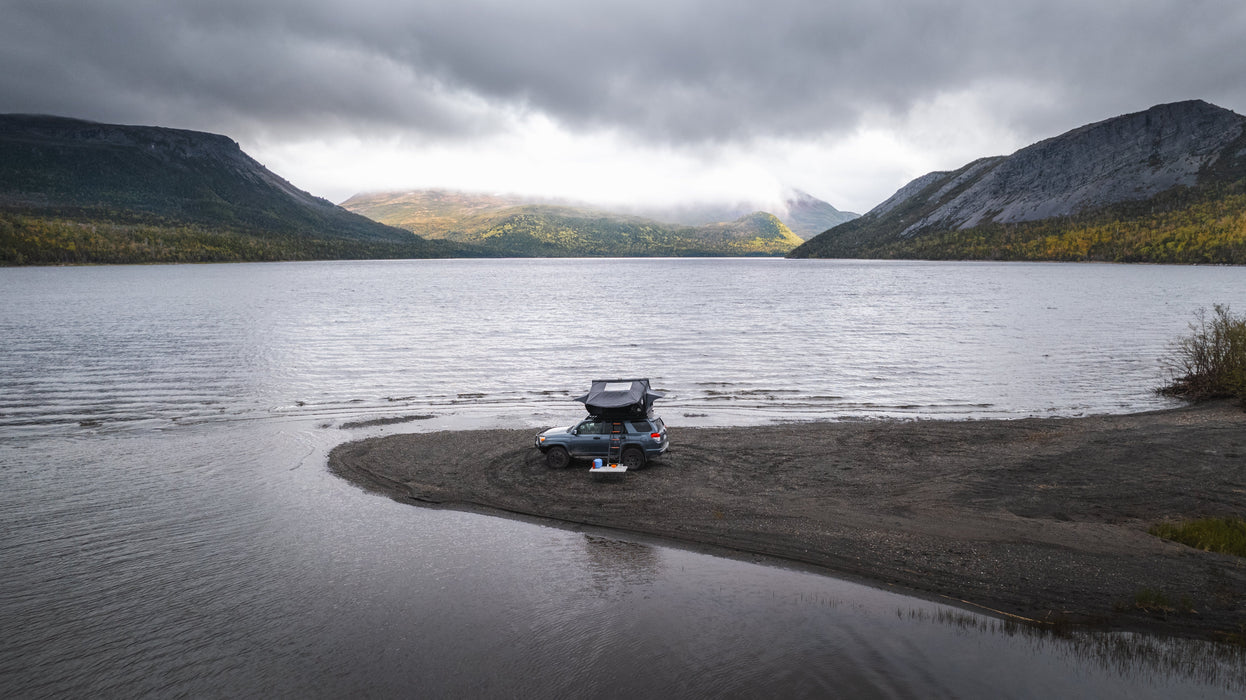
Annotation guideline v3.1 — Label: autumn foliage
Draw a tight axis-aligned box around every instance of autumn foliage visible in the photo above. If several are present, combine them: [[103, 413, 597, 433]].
[[1161, 305, 1246, 404]]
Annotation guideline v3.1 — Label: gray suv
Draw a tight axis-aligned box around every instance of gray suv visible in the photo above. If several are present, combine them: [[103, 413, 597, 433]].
[[535, 415, 669, 469]]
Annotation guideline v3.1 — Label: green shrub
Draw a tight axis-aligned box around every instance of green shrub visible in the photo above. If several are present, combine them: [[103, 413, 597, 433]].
[[1160, 305, 1246, 403], [1149, 518, 1246, 557]]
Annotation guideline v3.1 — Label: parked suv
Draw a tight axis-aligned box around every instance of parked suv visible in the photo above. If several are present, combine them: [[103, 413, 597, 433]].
[[535, 415, 668, 469]]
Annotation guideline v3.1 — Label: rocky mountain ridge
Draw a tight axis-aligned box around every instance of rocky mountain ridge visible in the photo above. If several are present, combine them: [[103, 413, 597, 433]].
[[791, 100, 1246, 262]]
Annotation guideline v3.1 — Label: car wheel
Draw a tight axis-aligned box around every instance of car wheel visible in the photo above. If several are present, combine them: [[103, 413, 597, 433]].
[[620, 447, 645, 470], [545, 446, 570, 469]]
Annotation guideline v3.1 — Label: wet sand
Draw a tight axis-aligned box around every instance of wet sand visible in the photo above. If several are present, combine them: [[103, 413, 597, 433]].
[[329, 401, 1246, 642]]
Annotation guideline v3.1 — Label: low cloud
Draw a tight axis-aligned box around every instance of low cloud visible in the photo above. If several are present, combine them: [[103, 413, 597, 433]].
[[3, 0, 1244, 210]]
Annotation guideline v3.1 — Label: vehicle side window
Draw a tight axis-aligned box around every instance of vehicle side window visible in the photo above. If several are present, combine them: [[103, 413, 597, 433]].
[[578, 421, 605, 435], [630, 420, 652, 433]]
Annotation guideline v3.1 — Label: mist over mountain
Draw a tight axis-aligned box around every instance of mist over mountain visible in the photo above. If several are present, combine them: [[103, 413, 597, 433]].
[[0, 113, 814, 263], [342, 189, 805, 256], [778, 189, 860, 239], [617, 188, 857, 238], [790, 100, 1246, 263]]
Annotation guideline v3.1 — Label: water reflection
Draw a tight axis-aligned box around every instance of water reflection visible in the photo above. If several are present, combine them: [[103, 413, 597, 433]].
[[902, 607, 1246, 692], [581, 535, 661, 595]]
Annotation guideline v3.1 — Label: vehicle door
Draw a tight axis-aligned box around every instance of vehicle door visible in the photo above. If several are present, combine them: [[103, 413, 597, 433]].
[[569, 419, 610, 457]]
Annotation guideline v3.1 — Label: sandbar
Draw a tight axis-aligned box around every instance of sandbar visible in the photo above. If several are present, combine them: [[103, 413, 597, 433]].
[[328, 401, 1246, 642]]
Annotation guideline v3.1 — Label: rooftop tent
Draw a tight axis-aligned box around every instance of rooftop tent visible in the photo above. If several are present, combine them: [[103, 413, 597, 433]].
[[574, 378, 663, 417]]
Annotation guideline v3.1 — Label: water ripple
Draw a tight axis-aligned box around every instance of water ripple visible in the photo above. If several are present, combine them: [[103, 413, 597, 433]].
[[2, 260, 1245, 698]]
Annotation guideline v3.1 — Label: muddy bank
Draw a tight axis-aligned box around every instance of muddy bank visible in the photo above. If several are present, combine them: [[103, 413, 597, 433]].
[[329, 401, 1246, 642]]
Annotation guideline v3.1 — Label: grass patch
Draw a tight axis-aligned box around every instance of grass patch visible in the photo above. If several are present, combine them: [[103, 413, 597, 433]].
[[1160, 305, 1246, 404], [1150, 518, 1246, 557], [1117, 588, 1196, 615]]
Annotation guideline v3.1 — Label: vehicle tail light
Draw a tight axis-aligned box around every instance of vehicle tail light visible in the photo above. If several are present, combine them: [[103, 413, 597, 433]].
[[651, 432, 662, 439]]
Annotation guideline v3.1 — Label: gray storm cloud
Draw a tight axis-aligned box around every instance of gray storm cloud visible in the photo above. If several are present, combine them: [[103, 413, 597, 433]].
[[3, 0, 1244, 148]]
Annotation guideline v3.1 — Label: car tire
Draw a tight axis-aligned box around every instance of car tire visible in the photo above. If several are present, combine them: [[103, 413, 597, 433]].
[[545, 446, 570, 469], [620, 447, 645, 470]]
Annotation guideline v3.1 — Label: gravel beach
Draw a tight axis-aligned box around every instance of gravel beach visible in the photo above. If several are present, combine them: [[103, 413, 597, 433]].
[[329, 401, 1246, 642]]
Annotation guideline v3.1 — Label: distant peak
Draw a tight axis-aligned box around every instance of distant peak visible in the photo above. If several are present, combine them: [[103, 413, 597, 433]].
[[1146, 98, 1232, 114]]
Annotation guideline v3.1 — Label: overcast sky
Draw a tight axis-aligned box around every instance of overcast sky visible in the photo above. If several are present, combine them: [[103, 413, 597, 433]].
[[3, 0, 1244, 213]]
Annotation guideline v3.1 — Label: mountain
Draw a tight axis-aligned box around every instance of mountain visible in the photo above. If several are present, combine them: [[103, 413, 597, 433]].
[[0, 114, 460, 264], [341, 189, 804, 256], [779, 189, 859, 239], [790, 100, 1246, 263]]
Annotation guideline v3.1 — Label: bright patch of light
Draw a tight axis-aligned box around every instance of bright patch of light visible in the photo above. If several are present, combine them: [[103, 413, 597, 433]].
[[247, 84, 1049, 215]]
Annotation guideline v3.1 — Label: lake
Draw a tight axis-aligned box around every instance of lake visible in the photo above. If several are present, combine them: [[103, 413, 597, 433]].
[[2, 258, 1244, 697]]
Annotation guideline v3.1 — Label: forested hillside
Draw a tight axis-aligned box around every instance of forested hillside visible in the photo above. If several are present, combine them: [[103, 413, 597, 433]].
[[816, 183, 1246, 263], [0, 115, 460, 264], [343, 190, 804, 256]]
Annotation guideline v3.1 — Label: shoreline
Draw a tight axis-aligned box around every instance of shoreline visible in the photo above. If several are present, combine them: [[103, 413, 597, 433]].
[[328, 401, 1246, 643]]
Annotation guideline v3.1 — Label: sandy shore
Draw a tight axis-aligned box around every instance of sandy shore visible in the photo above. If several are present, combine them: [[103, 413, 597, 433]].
[[329, 401, 1246, 642]]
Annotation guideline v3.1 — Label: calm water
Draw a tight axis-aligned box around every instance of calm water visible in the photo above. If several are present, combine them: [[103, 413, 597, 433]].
[[2, 259, 1245, 698]]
